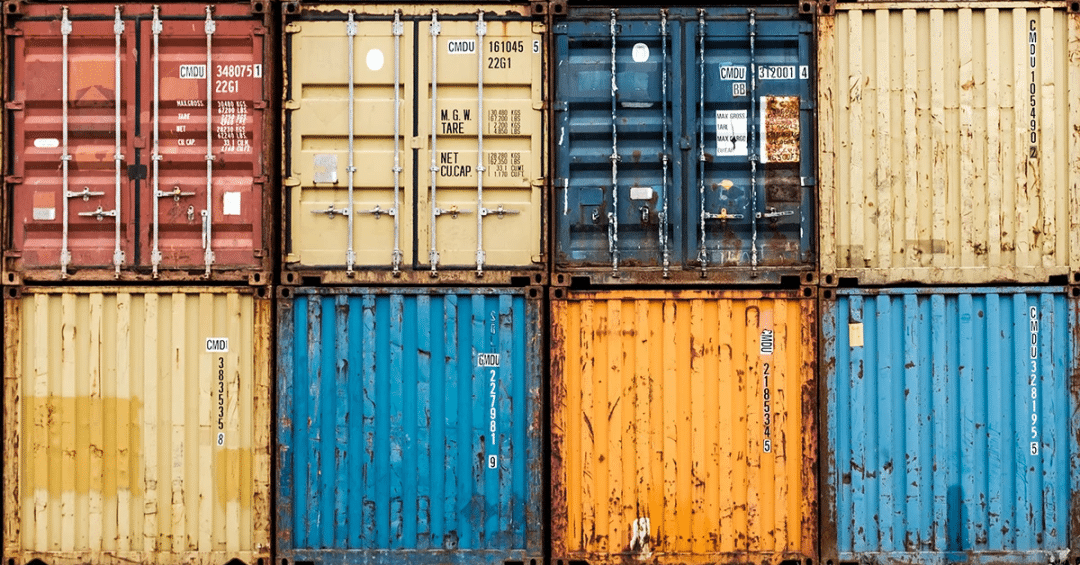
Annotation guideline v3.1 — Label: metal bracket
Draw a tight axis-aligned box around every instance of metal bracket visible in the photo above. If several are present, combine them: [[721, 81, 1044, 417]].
[[479, 205, 520, 219], [434, 205, 473, 219], [355, 205, 396, 219], [157, 186, 195, 201], [704, 208, 745, 221], [312, 204, 349, 219], [67, 187, 104, 201], [77, 206, 118, 221]]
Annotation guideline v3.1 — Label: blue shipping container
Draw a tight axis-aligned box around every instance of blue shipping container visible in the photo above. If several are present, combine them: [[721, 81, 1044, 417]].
[[821, 287, 1080, 565], [277, 287, 544, 565], [553, 7, 814, 285]]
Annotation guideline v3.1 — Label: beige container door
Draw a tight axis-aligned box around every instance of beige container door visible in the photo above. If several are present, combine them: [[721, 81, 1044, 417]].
[[288, 19, 413, 268], [416, 15, 544, 271], [4, 289, 270, 563]]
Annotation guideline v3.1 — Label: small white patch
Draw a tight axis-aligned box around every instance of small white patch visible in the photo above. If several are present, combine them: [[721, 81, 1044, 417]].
[[179, 64, 207, 79], [366, 49, 384, 71], [849, 323, 864, 348], [34, 138, 59, 149], [205, 338, 229, 352], [630, 517, 651, 557], [631, 43, 649, 63], [629, 186, 653, 201], [33, 208, 55, 221], [223, 192, 241, 216]]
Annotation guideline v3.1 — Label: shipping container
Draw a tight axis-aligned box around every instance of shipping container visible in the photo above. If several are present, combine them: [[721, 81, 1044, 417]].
[[276, 286, 543, 565], [282, 4, 547, 286], [2, 286, 272, 565], [550, 288, 817, 565], [553, 7, 815, 286], [3, 2, 274, 285], [818, 3, 1080, 286], [820, 287, 1080, 565]]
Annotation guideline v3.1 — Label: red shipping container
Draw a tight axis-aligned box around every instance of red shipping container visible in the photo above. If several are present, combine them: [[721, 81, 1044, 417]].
[[3, 1, 272, 285]]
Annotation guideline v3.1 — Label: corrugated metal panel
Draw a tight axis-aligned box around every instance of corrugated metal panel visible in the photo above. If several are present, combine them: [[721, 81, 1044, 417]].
[[553, 7, 815, 286], [818, 3, 1080, 285], [276, 286, 543, 565], [283, 4, 546, 285], [3, 286, 272, 565], [550, 288, 817, 565], [821, 287, 1079, 564], [3, 2, 273, 285]]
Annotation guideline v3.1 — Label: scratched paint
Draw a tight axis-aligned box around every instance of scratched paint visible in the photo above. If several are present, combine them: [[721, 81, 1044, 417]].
[[276, 286, 543, 565], [821, 287, 1078, 565], [550, 288, 817, 565]]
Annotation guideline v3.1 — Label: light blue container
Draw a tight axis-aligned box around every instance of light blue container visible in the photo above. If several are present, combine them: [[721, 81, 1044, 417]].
[[276, 287, 543, 565], [821, 287, 1079, 565], [553, 7, 814, 285]]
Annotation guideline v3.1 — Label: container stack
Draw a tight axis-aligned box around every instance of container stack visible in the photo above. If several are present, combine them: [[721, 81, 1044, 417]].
[[817, 3, 1080, 564], [2, 3, 274, 565], [275, 3, 546, 565], [549, 6, 818, 565]]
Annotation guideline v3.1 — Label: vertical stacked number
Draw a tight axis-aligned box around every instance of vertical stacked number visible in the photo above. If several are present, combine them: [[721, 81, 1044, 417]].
[[2, 4, 276, 565], [277, 5, 547, 565], [817, 3, 1080, 564]]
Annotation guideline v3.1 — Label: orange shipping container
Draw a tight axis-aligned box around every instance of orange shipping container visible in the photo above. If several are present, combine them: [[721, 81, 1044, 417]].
[[3, 286, 271, 565], [550, 289, 817, 565]]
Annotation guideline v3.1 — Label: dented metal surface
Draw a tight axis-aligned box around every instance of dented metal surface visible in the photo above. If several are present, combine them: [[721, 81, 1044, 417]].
[[282, 4, 547, 286], [818, 3, 1080, 285], [550, 288, 817, 565], [820, 287, 1080, 565], [3, 2, 274, 285], [276, 286, 543, 565], [553, 7, 815, 285], [2, 286, 272, 565]]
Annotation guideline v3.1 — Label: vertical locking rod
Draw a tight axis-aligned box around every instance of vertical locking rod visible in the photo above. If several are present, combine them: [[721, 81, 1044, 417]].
[[113, 6, 125, 275], [391, 11, 403, 274], [428, 12, 441, 274], [203, 5, 216, 276], [475, 11, 487, 277], [60, 7, 72, 276], [608, 9, 620, 276], [660, 9, 670, 277], [697, 9, 707, 273], [151, 6, 163, 276], [748, 9, 759, 268], [346, 12, 357, 273]]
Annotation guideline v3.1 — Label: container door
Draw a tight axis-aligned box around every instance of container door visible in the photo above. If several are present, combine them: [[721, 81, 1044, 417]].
[[554, 14, 681, 271], [141, 9, 267, 273], [7, 10, 136, 273], [689, 11, 813, 270], [287, 16, 414, 270], [416, 14, 544, 273]]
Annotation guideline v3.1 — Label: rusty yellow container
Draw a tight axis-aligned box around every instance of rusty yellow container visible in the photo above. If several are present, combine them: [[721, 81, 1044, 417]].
[[3, 286, 272, 565], [818, 2, 1080, 285], [283, 3, 547, 285], [550, 288, 817, 565]]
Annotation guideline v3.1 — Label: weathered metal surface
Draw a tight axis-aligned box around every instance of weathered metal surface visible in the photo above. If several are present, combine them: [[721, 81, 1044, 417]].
[[276, 286, 543, 565], [3, 286, 272, 565], [282, 4, 547, 285], [818, 3, 1080, 285], [3, 2, 273, 285], [820, 287, 1080, 565], [550, 288, 817, 565], [553, 7, 815, 286]]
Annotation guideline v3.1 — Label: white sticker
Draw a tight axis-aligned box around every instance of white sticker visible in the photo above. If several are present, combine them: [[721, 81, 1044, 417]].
[[477, 353, 500, 367], [447, 40, 476, 54], [759, 65, 796, 80], [631, 43, 649, 63], [760, 329, 774, 355], [800, 65, 809, 80], [716, 110, 747, 156], [488, 455, 498, 469], [849, 323, 864, 348], [33, 208, 55, 220], [223, 192, 241, 216], [34, 138, 60, 149], [629, 186, 653, 201], [206, 338, 229, 352], [179, 65, 207, 79], [719, 66, 746, 80], [366, 49, 384, 71]]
